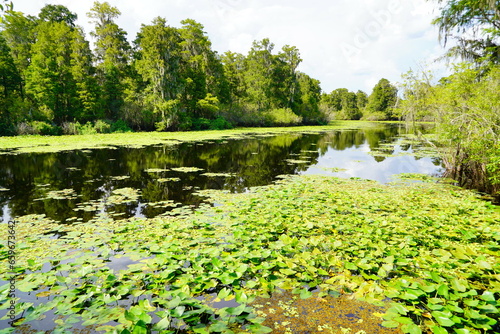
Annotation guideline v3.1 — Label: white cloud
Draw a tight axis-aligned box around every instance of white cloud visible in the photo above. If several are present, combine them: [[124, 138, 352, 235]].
[[10, 0, 446, 94]]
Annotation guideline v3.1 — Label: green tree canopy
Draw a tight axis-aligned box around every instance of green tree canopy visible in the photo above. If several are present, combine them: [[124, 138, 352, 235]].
[[365, 78, 398, 120], [432, 0, 500, 63]]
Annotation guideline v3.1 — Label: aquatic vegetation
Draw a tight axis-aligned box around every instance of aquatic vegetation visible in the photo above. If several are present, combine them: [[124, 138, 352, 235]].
[[0, 122, 370, 155], [0, 174, 498, 333], [36, 188, 79, 201], [202, 173, 236, 178], [110, 175, 131, 181], [157, 177, 181, 183], [107, 187, 141, 204], [145, 168, 170, 173], [171, 167, 205, 173]]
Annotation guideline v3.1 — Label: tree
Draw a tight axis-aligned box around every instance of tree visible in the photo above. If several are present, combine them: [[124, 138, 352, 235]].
[[320, 88, 361, 120], [398, 63, 500, 194], [0, 33, 22, 133], [134, 17, 183, 129], [365, 78, 398, 120], [88, 1, 131, 119], [221, 51, 247, 106], [25, 19, 98, 122], [431, 0, 500, 64], [38, 4, 78, 27], [295, 72, 322, 123], [356, 90, 368, 111], [0, 11, 37, 87], [275, 45, 302, 110], [178, 19, 226, 118], [244, 38, 276, 111]]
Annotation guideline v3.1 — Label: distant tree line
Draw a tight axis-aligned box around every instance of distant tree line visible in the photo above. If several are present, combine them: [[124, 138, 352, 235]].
[[320, 78, 398, 122], [0, 2, 399, 136]]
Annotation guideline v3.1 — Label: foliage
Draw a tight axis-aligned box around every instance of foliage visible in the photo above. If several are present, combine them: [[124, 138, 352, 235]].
[[398, 63, 500, 196], [364, 78, 399, 120], [430, 0, 500, 64], [1, 174, 499, 333], [320, 88, 365, 121], [263, 108, 303, 126], [0, 3, 326, 135]]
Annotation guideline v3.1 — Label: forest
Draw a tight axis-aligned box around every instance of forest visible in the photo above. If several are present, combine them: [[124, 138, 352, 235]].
[[0, 1, 498, 194], [0, 1, 399, 137]]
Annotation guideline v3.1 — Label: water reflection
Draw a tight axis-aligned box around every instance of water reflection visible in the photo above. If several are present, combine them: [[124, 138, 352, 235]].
[[0, 124, 442, 223]]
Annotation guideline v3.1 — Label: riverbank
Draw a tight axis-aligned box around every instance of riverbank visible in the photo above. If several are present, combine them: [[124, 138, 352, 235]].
[[0, 121, 401, 154]]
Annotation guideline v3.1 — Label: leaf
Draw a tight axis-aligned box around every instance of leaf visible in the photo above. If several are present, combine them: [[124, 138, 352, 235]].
[[480, 291, 495, 302], [437, 284, 449, 298], [431, 325, 448, 334], [300, 288, 313, 299], [226, 304, 246, 316], [132, 321, 148, 334], [280, 268, 296, 276], [394, 316, 414, 325], [382, 320, 400, 328], [401, 291, 420, 300], [450, 279, 467, 292], [171, 306, 185, 318], [247, 323, 273, 333], [217, 288, 231, 300], [154, 315, 171, 330], [235, 290, 248, 304], [401, 323, 422, 334], [432, 311, 455, 327]]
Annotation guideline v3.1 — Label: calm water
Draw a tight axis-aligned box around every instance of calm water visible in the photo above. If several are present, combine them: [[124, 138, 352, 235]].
[[0, 124, 442, 224], [0, 124, 443, 332]]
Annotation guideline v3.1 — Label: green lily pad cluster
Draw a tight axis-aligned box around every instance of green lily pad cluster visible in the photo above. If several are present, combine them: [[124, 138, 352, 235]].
[[107, 187, 141, 205], [36, 188, 79, 201], [0, 174, 499, 333]]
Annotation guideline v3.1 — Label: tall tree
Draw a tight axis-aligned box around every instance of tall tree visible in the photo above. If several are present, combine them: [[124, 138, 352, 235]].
[[221, 51, 247, 106], [0, 11, 37, 89], [244, 38, 276, 110], [25, 17, 97, 122], [366, 78, 398, 120], [356, 90, 368, 111], [432, 0, 500, 63], [38, 4, 78, 26], [0, 34, 22, 133], [88, 1, 131, 119], [295, 72, 321, 123], [134, 17, 183, 129], [275, 45, 302, 110], [178, 19, 224, 117]]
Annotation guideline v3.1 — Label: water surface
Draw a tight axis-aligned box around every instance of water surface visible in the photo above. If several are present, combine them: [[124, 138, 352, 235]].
[[0, 124, 442, 224]]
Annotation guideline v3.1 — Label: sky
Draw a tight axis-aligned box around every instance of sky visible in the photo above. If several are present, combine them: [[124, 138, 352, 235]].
[[11, 0, 449, 94]]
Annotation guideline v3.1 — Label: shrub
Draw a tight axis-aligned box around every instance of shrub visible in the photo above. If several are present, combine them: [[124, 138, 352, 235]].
[[61, 122, 80, 135], [264, 108, 303, 126], [362, 111, 388, 121], [209, 117, 233, 130], [94, 120, 112, 133], [14, 122, 33, 135], [79, 122, 97, 135], [15, 121, 61, 136], [191, 118, 211, 131], [111, 119, 132, 133]]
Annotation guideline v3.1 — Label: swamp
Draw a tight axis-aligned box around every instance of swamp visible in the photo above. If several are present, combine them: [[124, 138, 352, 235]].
[[0, 122, 499, 334]]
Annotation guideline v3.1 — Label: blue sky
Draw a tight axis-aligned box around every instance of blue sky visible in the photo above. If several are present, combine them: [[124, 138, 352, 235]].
[[12, 0, 449, 94]]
